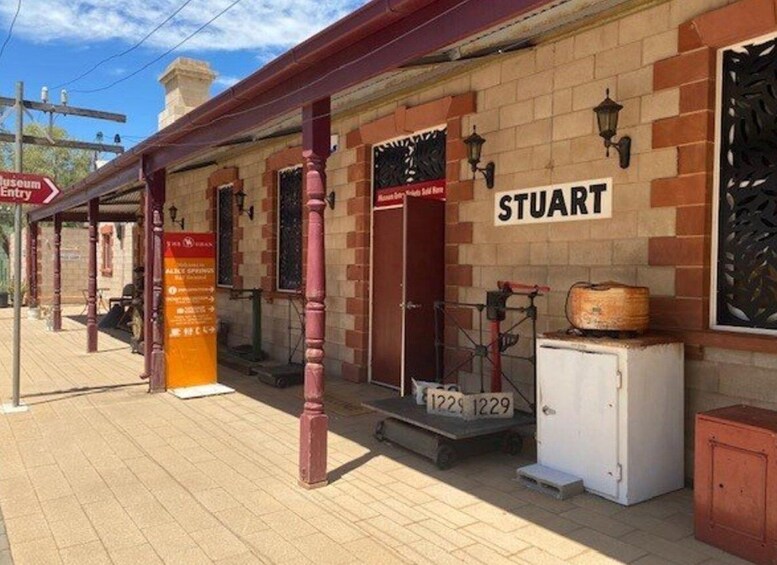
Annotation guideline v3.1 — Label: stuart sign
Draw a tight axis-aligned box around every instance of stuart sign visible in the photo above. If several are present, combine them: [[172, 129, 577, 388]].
[[0, 172, 61, 204], [494, 178, 612, 226]]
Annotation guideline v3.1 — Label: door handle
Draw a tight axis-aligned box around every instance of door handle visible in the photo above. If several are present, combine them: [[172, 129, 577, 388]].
[[405, 301, 422, 310], [542, 405, 555, 415]]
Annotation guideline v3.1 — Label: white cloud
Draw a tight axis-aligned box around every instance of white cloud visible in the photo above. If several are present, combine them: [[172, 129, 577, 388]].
[[1, 0, 368, 52], [214, 74, 240, 88]]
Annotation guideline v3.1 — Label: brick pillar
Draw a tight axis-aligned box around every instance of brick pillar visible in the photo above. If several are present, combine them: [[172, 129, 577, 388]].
[[343, 142, 371, 383], [52, 214, 62, 331], [299, 98, 330, 489], [87, 199, 98, 353]]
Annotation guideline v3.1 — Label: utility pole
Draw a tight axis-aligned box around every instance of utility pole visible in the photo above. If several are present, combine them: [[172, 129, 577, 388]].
[[0, 81, 126, 412], [10, 82, 23, 411]]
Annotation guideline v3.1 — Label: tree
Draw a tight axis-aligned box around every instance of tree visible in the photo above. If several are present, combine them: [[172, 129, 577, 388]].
[[0, 122, 94, 186], [0, 123, 94, 286]]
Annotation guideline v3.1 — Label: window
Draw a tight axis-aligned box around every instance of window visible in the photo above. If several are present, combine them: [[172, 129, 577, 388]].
[[216, 185, 234, 287], [712, 33, 777, 335], [277, 167, 303, 291], [100, 226, 113, 277]]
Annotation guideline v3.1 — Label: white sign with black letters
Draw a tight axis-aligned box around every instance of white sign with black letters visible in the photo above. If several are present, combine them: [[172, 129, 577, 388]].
[[494, 178, 612, 226]]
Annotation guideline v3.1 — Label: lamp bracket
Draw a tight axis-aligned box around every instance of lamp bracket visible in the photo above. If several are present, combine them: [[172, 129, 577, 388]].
[[605, 136, 631, 169], [472, 161, 496, 189]]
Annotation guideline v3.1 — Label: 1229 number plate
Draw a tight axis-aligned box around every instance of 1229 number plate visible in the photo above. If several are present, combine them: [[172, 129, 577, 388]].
[[426, 391, 514, 420]]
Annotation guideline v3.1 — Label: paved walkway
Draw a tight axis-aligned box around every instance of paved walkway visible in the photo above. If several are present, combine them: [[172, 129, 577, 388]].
[[0, 308, 748, 564]]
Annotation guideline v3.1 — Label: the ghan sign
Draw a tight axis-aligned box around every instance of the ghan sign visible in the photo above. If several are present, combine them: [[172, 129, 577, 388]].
[[0, 172, 61, 205], [494, 178, 612, 226]]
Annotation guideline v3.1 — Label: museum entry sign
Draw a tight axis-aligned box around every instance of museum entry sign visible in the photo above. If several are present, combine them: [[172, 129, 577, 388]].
[[494, 178, 612, 226]]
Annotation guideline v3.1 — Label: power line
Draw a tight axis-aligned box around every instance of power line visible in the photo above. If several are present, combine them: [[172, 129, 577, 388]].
[[144, 0, 470, 141], [81, 0, 473, 151], [0, 0, 22, 63], [54, 0, 196, 89], [72, 0, 244, 94], [86, 0, 528, 152]]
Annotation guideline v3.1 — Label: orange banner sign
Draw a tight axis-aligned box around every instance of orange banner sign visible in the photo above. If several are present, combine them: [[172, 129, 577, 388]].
[[163, 233, 217, 389]]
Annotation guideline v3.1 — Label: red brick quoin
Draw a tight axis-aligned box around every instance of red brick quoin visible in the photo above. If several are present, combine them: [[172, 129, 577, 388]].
[[650, 0, 775, 354], [342, 93, 476, 382]]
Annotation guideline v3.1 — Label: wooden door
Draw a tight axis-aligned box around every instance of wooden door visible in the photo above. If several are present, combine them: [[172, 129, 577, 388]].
[[401, 196, 445, 394], [370, 208, 403, 388]]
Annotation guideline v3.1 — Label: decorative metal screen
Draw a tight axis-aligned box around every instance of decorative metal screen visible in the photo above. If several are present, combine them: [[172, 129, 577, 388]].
[[216, 186, 234, 286], [278, 167, 303, 291], [716, 36, 777, 332], [373, 128, 446, 191]]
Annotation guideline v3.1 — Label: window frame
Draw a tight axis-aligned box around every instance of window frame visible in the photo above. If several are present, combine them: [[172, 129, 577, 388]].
[[275, 165, 304, 293], [100, 231, 113, 277], [710, 30, 777, 337], [215, 183, 235, 288]]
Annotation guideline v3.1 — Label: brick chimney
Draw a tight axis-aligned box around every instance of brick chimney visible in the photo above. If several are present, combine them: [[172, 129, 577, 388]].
[[158, 57, 216, 130]]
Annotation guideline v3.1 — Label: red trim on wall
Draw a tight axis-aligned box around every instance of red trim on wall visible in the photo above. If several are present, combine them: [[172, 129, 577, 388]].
[[260, 146, 306, 302], [650, 0, 777, 352], [342, 93, 476, 383]]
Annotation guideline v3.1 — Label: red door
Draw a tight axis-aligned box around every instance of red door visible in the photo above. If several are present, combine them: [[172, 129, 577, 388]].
[[370, 208, 403, 389], [401, 196, 445, 394], [370, 196, 444, 394]]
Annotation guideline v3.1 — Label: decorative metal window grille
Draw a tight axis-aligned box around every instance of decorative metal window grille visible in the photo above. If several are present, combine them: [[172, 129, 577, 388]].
[[373, 128, 446, 192], [216, 186, 234, 287], [714, 35, 777, 333], [278, 167, 303, 291]]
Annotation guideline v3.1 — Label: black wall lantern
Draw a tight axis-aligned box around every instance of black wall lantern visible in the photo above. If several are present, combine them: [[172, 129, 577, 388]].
[[235, 187, 254, 221], [593, 89, 631, 169], [325, 191, 336, 210], [463, 126, 496, 189], [168, 205, 185, 230]]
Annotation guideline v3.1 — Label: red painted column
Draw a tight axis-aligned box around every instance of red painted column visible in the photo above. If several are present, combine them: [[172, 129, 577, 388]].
[[29, 222, 38, 308], [52, 214, 62, 331], [299, 98, 331, 489], [87, 198, 98, 353], [142, 190, 152, 381], [146, 170, 166, 392]]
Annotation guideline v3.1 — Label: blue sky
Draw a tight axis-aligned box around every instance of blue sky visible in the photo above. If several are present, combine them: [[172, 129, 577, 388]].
[[0, 0, 367, 152]]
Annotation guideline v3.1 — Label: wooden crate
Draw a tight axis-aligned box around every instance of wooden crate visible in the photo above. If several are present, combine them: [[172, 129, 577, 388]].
[[695, 405, 777, 564]]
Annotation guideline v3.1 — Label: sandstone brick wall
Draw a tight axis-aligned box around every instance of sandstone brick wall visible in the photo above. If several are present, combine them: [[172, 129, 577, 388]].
[[162, 0, 777, 475], [29, 223, 134, 307], [37, 225, 88, 305]]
